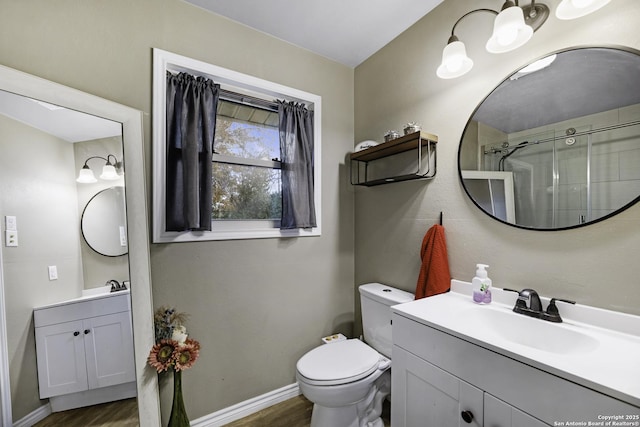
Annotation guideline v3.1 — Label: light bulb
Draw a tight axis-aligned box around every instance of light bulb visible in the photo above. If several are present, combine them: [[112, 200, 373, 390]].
[[497, 26, 518, 46], [446, 57, 463, 73], [556, 0, 611, 19], [571, 0, 593, 8]]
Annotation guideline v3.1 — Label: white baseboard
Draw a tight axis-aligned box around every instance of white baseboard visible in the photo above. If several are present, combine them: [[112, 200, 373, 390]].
[[15, 383, 301, 427], [14, 403, 52, 427], [191, 383, 301, 427]]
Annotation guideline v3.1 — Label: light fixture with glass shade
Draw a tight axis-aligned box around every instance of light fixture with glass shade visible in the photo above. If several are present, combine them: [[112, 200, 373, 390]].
[[436, 35, 474, 79], [555, 0, 611, 20], [485, 2, 534, 53], [77, 154, 123, 183], [436, 0, 611, 79]]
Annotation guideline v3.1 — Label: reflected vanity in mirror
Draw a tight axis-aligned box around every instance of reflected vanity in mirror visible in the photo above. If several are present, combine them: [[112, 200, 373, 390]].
[[0, 65, 159, 425], [82, 186, 128, 257], [459, 47, 640, 230]]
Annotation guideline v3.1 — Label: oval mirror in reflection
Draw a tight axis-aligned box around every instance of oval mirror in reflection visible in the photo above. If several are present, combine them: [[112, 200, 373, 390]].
[[459, 47, 640, 230], [81, 186, 128, 256]]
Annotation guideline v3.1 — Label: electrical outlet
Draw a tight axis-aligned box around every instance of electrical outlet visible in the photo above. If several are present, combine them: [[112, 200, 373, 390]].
[[48, 265, 58, 281], [5, 231, 18, 247]]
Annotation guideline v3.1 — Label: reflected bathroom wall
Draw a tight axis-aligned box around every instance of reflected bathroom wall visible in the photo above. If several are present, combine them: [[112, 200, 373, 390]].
[[0, 112, 84, 418], [478, 104, 640, 229], [0, 95, 130, 420], [75, 137, 129, 288]]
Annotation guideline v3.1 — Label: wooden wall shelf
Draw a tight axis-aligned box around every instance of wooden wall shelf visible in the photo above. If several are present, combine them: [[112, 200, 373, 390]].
[[350, 131, 438, 186]]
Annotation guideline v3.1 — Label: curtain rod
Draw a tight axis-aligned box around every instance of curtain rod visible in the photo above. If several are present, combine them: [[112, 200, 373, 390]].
[[167, 70, 309, 112], [219, 89, 279, 112]]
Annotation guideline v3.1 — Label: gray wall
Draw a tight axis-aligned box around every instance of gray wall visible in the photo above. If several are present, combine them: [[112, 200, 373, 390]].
[[3, 0, 639, 423], [354, 0, 640, 338], [74, 137, 130, 288], [0, 115, 83, 419], [0, 0, 355, 422]]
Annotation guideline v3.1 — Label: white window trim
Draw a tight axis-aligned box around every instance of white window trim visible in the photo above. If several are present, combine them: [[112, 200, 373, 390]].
[[152, 48, 322, 243]]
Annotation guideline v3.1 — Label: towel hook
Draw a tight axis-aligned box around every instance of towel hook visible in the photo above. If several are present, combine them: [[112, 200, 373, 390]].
[[439, 211, 443, 225]]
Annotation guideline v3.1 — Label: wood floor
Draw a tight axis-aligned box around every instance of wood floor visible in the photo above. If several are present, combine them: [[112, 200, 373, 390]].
[[33, 398, 139, 427], [31, 394, 390, 426], [225, 395, 391, 427]]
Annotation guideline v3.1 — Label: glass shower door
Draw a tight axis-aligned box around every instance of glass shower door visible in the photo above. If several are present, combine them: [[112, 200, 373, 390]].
[[554, 129, 590, 228]]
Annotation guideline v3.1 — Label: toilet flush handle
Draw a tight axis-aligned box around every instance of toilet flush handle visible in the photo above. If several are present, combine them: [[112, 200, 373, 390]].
[[378, 357, 391, 370]]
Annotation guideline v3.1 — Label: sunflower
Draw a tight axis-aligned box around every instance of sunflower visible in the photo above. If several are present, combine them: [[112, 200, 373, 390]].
[[148, 339, 179, 372], [173, 340, 200, 371]]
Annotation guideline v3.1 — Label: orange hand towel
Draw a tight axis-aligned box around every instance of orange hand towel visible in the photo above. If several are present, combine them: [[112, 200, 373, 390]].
[[414, 224, 451, 299]]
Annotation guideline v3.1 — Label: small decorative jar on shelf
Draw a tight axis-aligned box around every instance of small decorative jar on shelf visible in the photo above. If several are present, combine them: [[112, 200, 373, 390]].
[[384, 130, 400, 142]]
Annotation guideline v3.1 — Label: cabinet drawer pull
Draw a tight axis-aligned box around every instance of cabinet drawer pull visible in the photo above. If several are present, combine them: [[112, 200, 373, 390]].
[[461, 410, 474, 423], [84, 329, 91, 334], [73, 331, 80, 336]]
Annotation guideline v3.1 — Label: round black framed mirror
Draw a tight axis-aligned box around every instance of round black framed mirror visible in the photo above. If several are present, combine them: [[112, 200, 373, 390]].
[[81, 186, 128, 256], [459, 46, 640, 230]]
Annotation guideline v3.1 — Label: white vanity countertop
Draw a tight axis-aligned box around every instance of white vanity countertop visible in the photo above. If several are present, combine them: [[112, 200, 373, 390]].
[[392, 280, 640, 408], [34, 288, 130, 311]]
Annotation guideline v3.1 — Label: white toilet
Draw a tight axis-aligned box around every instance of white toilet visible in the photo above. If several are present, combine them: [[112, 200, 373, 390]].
[[296, 283, 414, 427]]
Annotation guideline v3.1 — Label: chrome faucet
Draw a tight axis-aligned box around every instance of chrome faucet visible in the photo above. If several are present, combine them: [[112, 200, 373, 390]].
[[505, 288, 575, 323]]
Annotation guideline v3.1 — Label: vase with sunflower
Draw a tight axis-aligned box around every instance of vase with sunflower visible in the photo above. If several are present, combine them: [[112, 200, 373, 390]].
[[148, 307, 201, 427]]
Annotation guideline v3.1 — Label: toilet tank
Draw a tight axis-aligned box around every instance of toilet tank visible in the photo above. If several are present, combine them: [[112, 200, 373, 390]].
[[359, 283, 414, 359]]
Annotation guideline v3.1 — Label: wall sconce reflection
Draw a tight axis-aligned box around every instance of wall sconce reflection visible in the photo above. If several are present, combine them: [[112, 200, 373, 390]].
[[76, 154, 123, 183]]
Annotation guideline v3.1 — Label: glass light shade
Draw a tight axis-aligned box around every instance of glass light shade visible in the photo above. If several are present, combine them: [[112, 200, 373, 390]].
[[555, 0, 611, 20], [100, 164, 119, 180], [436, 40, 474, 79], [77, 166, 98, 183], [486, 6, 533, 53]]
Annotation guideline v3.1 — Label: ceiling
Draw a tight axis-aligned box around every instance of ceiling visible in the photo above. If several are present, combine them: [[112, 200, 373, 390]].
[[184, 0, 446, 68], [473, 48, 640, 134], [1, 1, 447, 138], [0, 89, 122, 142]]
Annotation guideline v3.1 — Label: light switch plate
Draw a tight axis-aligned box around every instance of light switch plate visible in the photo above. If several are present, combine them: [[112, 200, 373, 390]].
[[48, 265, 58, 281], [5, 231, 18, 247], [119, 225, 127, 247], [4, 216, 17, 232]]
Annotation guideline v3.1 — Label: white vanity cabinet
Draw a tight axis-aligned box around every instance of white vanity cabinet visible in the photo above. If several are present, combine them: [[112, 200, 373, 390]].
[[392, 346, 546, 427], [392, 345, 484, 426], [34, 292, 136, 411], [484, 393, 547, 427], [391, 311, 639, 427]]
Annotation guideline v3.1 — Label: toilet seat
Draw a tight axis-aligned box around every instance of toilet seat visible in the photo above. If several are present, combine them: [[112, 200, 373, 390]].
[[296, 339, 387, 386]]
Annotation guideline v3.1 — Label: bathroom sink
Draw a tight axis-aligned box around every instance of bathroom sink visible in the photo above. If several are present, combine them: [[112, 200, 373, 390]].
[[460, 306, 599, 355], [81, 285, 112, 298], [391, 280, 640, 408]]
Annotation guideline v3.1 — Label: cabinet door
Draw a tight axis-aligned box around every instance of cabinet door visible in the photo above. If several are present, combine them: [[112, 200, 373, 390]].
[[485, 393, 549, 427], [35, 320, 88, 398], [392, 346, 483, 427], [83, 311, 135, 389]]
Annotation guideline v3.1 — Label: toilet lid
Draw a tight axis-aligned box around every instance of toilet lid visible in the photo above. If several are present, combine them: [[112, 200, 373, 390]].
[[296, 339, 382, 385]]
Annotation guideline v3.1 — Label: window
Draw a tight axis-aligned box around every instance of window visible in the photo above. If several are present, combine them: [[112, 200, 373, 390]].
[[152, 49, 321, 242], [212, 94, 282, 224]]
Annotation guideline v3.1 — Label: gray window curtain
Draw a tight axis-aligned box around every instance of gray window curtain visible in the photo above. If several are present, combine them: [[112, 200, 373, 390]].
[[278, 101, 316, 229], [166, 71, 220, 231]]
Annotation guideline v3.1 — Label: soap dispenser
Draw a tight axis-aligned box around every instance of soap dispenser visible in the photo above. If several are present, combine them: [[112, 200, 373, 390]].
[[472, 264, 492, 304]]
